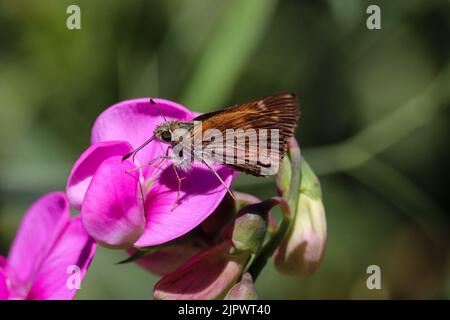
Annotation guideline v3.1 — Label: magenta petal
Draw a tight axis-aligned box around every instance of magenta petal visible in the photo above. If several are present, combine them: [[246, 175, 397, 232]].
[[154, 241, 249, 300], [66, 141, 132, 210], [91, 98, 195, 166], [135, 164, 235, 247], [7, 192, 70, 287], [81, 156, 145, 248], [0, 255, 6, 269], [26, 216, 96, 300], [0, 271, 8, 300], [0, 256, 8, 300]]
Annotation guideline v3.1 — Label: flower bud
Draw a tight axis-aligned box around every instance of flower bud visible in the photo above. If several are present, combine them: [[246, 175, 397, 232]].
[[219, 200, 270, 254], [231, 213, 267, 253], [275, 140, 327, 276], [154, 241, 250, 300], [274, 193, 326, 276], [224, 273, 258, 300]]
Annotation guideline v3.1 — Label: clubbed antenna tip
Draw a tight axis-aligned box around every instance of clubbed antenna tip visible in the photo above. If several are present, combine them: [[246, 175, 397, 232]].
[[122, 151, 133, 161]]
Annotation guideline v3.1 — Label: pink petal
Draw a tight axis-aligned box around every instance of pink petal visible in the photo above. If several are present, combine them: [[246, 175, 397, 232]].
[[154, 241, 249, 300], [0, 256, 8, 300], [224, 272, 258, 300], [0, 255, 6, 268], [274, 195, 327, 276], [81, 156, 145, 248], [127, 240, 206, 276], [135, 164, 235, 247], [7, 192, 70, 288], [91, 98, 195, 166], [66, 141, 132, 210], [26, 216, 96, 300], [0, 272, 8, 300]]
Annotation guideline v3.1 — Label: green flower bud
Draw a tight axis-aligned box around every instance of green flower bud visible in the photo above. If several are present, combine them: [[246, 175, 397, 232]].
[[231, 213, 267, 253]]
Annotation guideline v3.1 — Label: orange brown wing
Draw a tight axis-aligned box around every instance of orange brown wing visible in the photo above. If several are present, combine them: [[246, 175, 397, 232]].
[[193, 92, 300, 176]]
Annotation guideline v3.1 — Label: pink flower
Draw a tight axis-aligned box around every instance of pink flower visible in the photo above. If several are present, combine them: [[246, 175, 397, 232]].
[[0, 192, 96, 300], [66, 98, 235, 248]]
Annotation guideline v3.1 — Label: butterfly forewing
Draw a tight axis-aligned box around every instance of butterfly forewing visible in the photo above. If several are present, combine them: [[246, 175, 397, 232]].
[[191, 92, 299, 176]]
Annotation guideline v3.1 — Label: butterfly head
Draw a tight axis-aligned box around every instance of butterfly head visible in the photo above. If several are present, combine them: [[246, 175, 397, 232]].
[[155, 121, 179, 143]]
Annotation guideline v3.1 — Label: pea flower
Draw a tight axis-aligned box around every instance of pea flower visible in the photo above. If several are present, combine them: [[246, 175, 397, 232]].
[[0, 192, 96, 300], [66, 98, 234, 248]]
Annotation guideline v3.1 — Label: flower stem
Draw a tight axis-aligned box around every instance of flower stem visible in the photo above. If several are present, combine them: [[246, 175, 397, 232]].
[[247, 197, 291, 281], [247, 139, 302, 281]]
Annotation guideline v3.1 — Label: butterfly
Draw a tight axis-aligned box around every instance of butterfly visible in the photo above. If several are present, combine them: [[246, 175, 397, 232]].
[[123, 92, 300, 203]]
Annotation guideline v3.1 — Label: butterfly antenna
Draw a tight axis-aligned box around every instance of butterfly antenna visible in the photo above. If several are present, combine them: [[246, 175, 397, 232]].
[[122, 99, 166, 163], [122, 135, 156, 162], [150, 98, 167, 122]]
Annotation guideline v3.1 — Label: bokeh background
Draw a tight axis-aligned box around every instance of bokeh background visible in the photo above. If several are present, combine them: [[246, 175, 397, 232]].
[[0, 0, 449, 299]]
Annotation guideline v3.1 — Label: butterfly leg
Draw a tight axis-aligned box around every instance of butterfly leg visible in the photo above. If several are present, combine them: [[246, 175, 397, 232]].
[[126, 155, 176, 173], [125, 146, 187, 211], [201, 159, 235, 201], [170, 163, 185, 212]]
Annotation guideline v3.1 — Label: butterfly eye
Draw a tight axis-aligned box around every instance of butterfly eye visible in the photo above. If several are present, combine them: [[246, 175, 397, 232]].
[[161, 131, 172, 142]]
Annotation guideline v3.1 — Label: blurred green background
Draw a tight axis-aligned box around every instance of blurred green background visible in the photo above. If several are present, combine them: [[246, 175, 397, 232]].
[[0, 0, 449, 299]]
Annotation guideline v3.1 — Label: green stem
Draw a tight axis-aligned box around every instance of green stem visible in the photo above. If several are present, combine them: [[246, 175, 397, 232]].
[[248, 138, 302, 281], [247, 197, 291, 281]]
